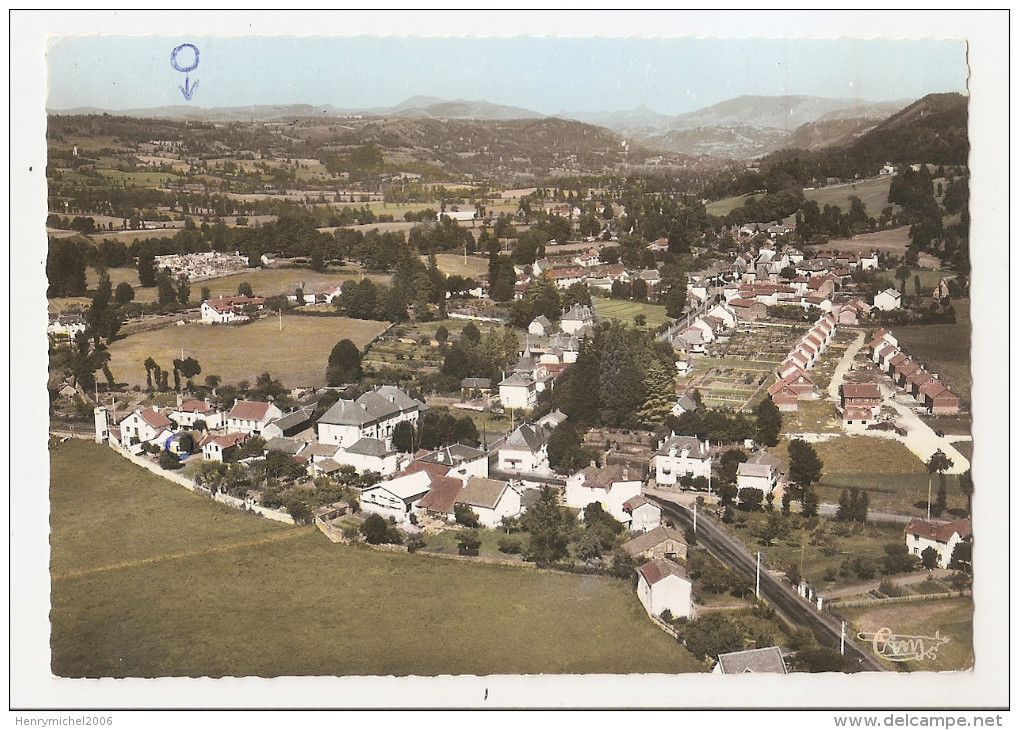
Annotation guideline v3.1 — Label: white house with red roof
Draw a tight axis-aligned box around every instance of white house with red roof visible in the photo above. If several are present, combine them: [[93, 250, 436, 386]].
[[170, 398, 223, 429], [904, 517, 971, 568], [118, 407, 175, 448], [200, 295, 266, 324], [636, 558, 693, 619], [200, 432, 249, 462], [225, 400, 284, 436], [564, 463, 643, 522]]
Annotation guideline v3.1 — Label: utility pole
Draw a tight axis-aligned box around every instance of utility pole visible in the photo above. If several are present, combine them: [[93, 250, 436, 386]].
[[693, 502, 697, 533], [927, 476, 932, 521], [279, 308, 283, 332], [755, 552, 761, 599], [840, 621, 846, 655]]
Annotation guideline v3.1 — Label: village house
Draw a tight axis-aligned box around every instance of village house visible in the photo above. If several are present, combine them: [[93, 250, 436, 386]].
[[727, 297, 767, 321], [652, 434, 712, 486], [564, 463, 643, 523], [200, 432, 249, 462], [47, 313, 88, 338], [737, 451, 783, 495], [498, 371, 540, 410], [261, 406, 316, 440], [560, 303, 596, 335], [200, 295, 266, 324], [873, 288, 902, 312], [412, 444, 491, 483], [670, 391, 698, 416], [621, 495, 663, 533], [840, 382, 883, 418], [713, 646, 788, 675], [454, 477, 523, 528], [331, 437, 400, 476], [359, 470, 432, 523], [528, 315, 554, 337], [460, 377, 493, 399], [841, 405, 876, 432], [317, 385, 425, 449], [225, 400, 284, 436], [919, 380, 961, 415], [498, 422, 552, 474], [904, 517, 972, 569], [636, 558, 694, 620], [169, 398, 223, 429], [621, 525, 688, 562], [118, 407, 175, 448]]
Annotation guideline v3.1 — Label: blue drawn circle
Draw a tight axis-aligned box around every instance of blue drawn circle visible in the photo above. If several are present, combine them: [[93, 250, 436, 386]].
[[171, 44, 200, 73]]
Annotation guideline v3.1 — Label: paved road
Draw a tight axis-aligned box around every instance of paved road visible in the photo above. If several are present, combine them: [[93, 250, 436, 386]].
[[646, 490, 888, 672]]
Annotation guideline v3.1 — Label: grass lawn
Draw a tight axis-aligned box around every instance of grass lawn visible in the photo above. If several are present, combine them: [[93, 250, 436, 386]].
[[431, 253, 489, 280], [723, 510, 906, 589], [781, 400, 842, 433], [892, 299, 971, 406], [107, 315, 389, 389], [420, 527, 527, 560], [817, 473, 966, 517], [592, 296, 671, 329], [837, 597, 973, 671], [809, 436, 928, 474], [50, 440, 701, 677]]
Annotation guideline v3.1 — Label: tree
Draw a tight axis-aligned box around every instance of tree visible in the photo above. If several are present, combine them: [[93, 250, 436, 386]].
[[46, 237, 88, 297], [156, 272, 178, 306], [521, 486, 577, 564], [800, 487, 819, 517], [326, 339, 363, 386], [630, 277, 648, 302], [546, 423, 595, 474], [144, 357, 158, 391], [754, 397, 782, 447], [392, 421, 415, 453], [717, 483, 738, 508], [636, 358, 676, 427], [895, 264, 911, 295], [836, 487, 869, 523], [454, 503, 480, 528], [177, 276, 191, 306], [754, 513, 785, 546], [452, 416, 480, 447], [788, 439, 824, 493], [360, 513, 392, 544], [114, 281, 135, 305], [158, 450, 183, 471], [926, 450, 954, 517], [457, 528, 482, 556], [237, 281, 254, 297], [958, 469, 973, 515], [718, 449, 748, 485], [736, 487, 764, 512], [684, 614, 744, 661], [435, 324, 449, 344], [920, 546, 940, 571]]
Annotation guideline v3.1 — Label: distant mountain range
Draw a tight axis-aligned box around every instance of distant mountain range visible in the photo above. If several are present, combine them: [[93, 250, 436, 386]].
[[50, 93, 920, 160]]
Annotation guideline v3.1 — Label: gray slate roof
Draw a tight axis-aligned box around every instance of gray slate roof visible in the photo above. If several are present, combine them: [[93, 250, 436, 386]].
[[716, 646, 787, 674], [503, 424, 547, 452], [263, 437, 306, 455], [345, 437, 393, 458], [319, 386, 425, 427], [456, 477, 511, 510]]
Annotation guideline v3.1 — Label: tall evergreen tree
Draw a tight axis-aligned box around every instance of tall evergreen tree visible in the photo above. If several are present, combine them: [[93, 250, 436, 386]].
[[754, 397, 783, 447], [637, 358, 676, 427]]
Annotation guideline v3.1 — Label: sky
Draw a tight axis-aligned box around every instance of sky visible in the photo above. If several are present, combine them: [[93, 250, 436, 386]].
[[44, 24, 969, 116]]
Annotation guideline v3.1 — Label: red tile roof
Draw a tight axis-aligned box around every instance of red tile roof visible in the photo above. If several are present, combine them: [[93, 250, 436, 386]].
[[139, 408, 173, 429], [227, 400, 275, 422], [417, 475, 464, 514], [637, 558, 689, 586], [905, 518, 971, 543], [841, 382, 881, 399]]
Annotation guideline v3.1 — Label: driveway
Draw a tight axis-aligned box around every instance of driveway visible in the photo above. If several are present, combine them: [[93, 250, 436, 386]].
[[880, 388, 970, 474]]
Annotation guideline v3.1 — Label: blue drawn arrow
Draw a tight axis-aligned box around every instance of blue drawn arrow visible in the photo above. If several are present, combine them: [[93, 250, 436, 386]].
[[179, 75, 199, 101]]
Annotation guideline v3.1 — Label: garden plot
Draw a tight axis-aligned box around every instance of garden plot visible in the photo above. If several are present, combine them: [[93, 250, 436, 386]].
[[679, 324, 805, 410]]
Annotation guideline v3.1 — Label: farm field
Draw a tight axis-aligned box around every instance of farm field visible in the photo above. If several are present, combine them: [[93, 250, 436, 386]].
[[50, 440, 701, 678], [592, 296, 671, 329], [200, 266, 390, 300], [107, 315, 389, 389], [704, 177, 896, 219], [837, 597, 973, 672]]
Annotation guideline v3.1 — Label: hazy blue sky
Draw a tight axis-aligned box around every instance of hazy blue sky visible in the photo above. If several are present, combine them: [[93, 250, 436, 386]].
[[46, 35, 968, 115]]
